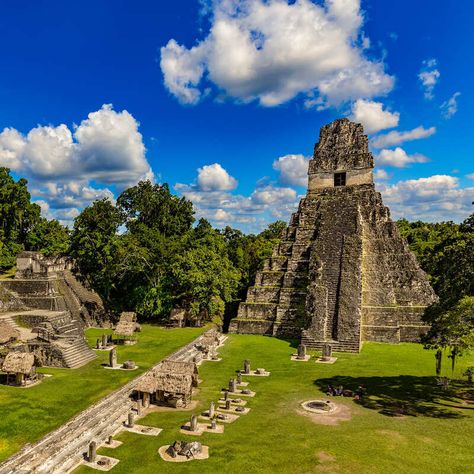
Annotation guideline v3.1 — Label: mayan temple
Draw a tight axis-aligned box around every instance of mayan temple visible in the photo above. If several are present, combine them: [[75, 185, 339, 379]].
[[229, 118, 437, 352]]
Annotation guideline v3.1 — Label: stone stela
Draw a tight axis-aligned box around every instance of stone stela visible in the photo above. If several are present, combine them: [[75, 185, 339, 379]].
[[88, 441, 97, 463], [109, 348, 118, 368], [229, 118, 437, 352]]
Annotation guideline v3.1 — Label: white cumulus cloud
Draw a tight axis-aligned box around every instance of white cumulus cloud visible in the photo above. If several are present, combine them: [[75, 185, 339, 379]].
[[0, 104, 153, 225], [197, 163, 238, 191], [273, 154, 310, 187], [371, 125, 436, 148], [250, 184, 296, 205], [0, 104, 152, 185], [418, 58, 440, 100], [350, 99, 399, 134], [379, 175, 474, 222], [161, 0, 394, 108], [376, 147, 429, 168], [175, 163, 299, 231], [441, 92, 461, 119], [374, 168, 390, 181]]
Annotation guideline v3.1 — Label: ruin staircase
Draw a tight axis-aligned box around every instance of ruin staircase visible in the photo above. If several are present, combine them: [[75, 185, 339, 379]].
[[231, 198, 321, 338], [300, 333, 361, 353], [55, 337, 96, 368]]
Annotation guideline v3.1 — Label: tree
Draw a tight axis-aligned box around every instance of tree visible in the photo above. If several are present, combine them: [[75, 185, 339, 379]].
[[69, 198, 124, 303], [117, 181, 194, 237], [0, 168, 41, 269], [26, 218, 70, 255], [423, 296, 474, 374], [219, 220, 287, 300], [111, 181, 195, 316], [398, 214, 474, 302], [259, 220, 286, 240], [463, 367, 473, 385], [170, 220, 240, 322]]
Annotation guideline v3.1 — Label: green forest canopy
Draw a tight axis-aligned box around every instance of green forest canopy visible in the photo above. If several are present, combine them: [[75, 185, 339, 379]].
[[0, 167, 473, 341]]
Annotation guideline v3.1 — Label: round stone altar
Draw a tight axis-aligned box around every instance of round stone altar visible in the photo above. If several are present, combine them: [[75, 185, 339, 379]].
[[301, 400, 337, 414]]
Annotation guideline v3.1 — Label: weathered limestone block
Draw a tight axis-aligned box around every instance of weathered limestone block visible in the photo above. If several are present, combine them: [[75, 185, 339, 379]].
[[190, 414, 198, 432], [88, 441, 97, 463], [109, 348, 117, 368], [297, 344, 307, 360], [255, 271, 284, 287]]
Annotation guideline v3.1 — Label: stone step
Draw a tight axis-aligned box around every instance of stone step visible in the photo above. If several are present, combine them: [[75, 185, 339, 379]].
[[58, 339, 97, 368], [301, 334, 361, 353], [246, 286, 281, 303]]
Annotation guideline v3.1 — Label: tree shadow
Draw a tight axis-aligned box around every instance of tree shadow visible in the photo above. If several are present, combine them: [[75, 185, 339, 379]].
[[278, 337, 300, 350], [315, 375, 470, 419]]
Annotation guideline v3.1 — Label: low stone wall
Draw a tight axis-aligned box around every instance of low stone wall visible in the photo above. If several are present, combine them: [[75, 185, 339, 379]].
[[0, 285, 26, 312], [27, 341, 65, 367], [228, 318, 273, 335], [0, 279, 52, 296]]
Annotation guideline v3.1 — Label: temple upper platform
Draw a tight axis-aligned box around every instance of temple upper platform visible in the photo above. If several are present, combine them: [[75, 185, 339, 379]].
[[308, 118, 373, 192]]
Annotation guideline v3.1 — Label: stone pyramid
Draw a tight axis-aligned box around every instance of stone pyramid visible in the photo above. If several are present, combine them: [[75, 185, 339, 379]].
[[229, 118, 437, 352]]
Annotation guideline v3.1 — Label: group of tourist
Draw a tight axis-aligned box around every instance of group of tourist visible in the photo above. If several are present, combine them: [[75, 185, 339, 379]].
[[326, 384, 365, 400]]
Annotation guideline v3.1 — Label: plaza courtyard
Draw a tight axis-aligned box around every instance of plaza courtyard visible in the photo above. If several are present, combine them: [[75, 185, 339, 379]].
[[0, 325, 206, 462], [59, 333, 474, 474]]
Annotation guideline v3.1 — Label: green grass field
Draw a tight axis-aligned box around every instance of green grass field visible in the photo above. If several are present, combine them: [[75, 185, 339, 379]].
[[0, 325, 206, 462], [74, 335, 474, 474]]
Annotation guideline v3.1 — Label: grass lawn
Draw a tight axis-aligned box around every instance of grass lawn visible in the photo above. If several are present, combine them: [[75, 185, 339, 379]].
[[75, 335, 474, 474], [0, 325, 206, 462]]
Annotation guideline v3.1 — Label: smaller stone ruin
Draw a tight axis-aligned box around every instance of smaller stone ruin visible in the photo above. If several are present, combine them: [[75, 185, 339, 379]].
[[194, 329, 222, 359], [168, 308, 186, 328], [15, 251, 71, 280], [122, 360, 136, 370], [0, 324, 20, 351], [1, 351, 39, 386], [167, 307, 207, 328], [135, 366, 195, 408], [301, 399, 337, 414], [114, 312, 140, 345], [166, 441, 203, 459]]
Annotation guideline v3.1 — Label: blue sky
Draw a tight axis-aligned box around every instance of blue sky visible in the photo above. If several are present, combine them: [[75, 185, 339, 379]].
[[0, 0, 472, 231]]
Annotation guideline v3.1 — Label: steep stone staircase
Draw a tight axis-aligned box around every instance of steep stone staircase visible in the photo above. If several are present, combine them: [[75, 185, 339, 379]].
[[30, 311, 96, 368], [55, 337, 96, 368], [300, 334, 361, 353], [230, 197, 319, 338]]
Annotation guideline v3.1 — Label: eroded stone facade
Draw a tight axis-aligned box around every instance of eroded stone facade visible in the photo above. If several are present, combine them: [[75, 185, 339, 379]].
[[229, 119, 437, 352]]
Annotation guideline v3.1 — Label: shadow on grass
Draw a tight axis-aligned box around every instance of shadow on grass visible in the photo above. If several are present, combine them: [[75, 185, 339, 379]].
[[275, 337, 300, 350], [315, 376, 470, 419]]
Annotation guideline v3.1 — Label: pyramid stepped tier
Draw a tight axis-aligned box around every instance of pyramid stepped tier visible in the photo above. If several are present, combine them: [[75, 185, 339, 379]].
[[230, 119, 437, 351], [0, 268, 108, 328], [0, 253, 105, 367]]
